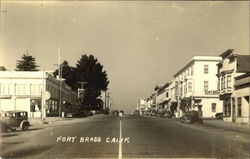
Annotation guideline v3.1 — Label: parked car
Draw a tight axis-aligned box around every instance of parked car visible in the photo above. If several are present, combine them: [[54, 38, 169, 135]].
[[180, 111, 202, 124], [83, 110, 93, 117], [156, 109, 165, 117], [134, 110, 139, 115], [215, 112, 223, 120], [0, 110, 30, 132], [112, 110, 119, 115], [149, 110, 157, 116], [66, 112, 84, 118], [163, 111, 174, 118]]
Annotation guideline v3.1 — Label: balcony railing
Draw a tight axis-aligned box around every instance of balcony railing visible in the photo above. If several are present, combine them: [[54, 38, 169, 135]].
[[219, 88, 233, 94]]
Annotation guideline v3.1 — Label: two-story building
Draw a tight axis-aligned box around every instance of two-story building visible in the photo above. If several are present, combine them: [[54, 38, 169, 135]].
[[217, 49, 250, 123], [232, 73, 250, 123], [174, 56, 223, 118], [168, 80, 178, 116], [0, 71, 79, 118], [156, 82, 171, 113]]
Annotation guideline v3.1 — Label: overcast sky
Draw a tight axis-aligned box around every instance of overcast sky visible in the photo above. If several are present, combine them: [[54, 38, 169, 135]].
[[0, 1, 249, 113]]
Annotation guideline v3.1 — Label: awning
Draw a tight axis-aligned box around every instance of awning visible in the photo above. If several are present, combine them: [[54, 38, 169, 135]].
[[181, 97, 191, 101], [234, 74, 250, 88], [219, 93, 231, 100], [193, 98, 202, 103]]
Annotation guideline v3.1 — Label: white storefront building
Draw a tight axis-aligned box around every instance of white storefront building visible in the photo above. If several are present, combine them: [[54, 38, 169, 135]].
[[173, 56, 223, 118], [0, 71, 79, 118]]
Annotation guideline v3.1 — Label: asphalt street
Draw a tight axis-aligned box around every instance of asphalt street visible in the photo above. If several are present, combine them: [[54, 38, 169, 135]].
[[1, 114, 250, 158]]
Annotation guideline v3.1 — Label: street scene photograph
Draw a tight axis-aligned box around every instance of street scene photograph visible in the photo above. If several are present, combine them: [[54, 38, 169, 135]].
[[0, 1, 250, 158]]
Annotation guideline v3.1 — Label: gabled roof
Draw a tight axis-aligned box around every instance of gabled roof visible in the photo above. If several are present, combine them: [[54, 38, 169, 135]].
[[219, 49, 234, 59]]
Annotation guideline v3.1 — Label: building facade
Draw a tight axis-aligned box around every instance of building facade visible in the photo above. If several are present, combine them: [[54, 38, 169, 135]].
[[138, 98, 147, 115], [156, 83, 170, 113], [0, 71, 79, 118], [174, 56, 223, 118], [217, 49, 250, 123], [232, 73, 250, 123], [168, 80, 178, 116]]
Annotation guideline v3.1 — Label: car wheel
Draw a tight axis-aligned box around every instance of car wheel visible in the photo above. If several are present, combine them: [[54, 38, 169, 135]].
[[22, 123, 29, 131]]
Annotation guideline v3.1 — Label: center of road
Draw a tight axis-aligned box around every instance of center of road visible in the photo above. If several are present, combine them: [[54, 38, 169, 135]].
[[118, 119, 122, 159]]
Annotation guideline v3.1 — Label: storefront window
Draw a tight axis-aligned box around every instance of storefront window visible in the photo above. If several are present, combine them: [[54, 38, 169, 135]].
[[204, 81, 209, 91], [211, 103, 216, 112], [204, 65, 209, 74], [227, 75, 231, 88], [188, 82, 192, 92], [224, 99, 231, 117]]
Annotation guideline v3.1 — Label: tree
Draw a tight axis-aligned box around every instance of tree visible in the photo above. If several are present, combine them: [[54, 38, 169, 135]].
[[75, 55, 109, 110], [53, 61, 77, 90], [52, 55, 109, 110], [0, 66, 6, 71], [16, 54, 39, 71]]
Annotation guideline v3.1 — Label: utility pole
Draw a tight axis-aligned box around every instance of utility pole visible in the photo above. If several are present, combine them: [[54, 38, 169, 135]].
[[58, 47, 62, 117], [105, 92, 111, 110], [104, 91, 106, 110], [106, 92, 110, 109], [41, 69, 45, 123], [176, 80, 181, 118], [109, 98, 113, 110], [77, 82, 87, 105]]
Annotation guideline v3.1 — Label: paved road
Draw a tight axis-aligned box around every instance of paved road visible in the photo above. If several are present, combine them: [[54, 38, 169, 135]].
[[1, 115, 250, 158]]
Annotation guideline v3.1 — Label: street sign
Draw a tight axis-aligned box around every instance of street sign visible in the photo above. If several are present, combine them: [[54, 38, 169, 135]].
[[44, 91, 51, 100]]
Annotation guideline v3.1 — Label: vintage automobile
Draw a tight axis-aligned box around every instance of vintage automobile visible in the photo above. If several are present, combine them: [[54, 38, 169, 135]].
[[180, 111, 202, 124], [163, 111, 174, 118], [0, 110, 30, 132], [215, 112, 223, 120]]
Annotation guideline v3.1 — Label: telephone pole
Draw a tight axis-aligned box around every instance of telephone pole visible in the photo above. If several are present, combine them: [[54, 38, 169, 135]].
[[78, 82, 87, 105], [106, 92, 111, 110]]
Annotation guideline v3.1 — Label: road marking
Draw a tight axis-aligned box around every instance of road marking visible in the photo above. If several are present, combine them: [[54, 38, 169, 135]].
[[118, 119, 122, 159]]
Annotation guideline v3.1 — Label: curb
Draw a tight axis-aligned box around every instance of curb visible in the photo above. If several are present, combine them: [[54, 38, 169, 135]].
[[202, 121, 250, 134]]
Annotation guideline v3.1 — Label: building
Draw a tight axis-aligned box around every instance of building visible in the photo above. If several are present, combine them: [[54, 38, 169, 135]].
[[0, 71, 79, 118], [217, 49, 250, 123], [174, 56, 223, 118], [138, 98, 147, 115], [168, 80, 178, 116], [232, 73, 250, 123], [155, 82, 171, 113]]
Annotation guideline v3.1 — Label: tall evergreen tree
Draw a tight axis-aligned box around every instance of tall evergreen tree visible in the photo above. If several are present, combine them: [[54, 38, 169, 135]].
[[53, 61, 77, 90], [52, 55, 109, 110], [75, 55, 109, 110], [0, 66, 6, 71], [16, 54, 39, 71]]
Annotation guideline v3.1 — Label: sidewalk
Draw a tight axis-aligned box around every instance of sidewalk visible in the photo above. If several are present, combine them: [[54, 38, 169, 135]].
[[202, 119, 250, 134], [28, 114, 105, 126], [28, 117, 67, 126]]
